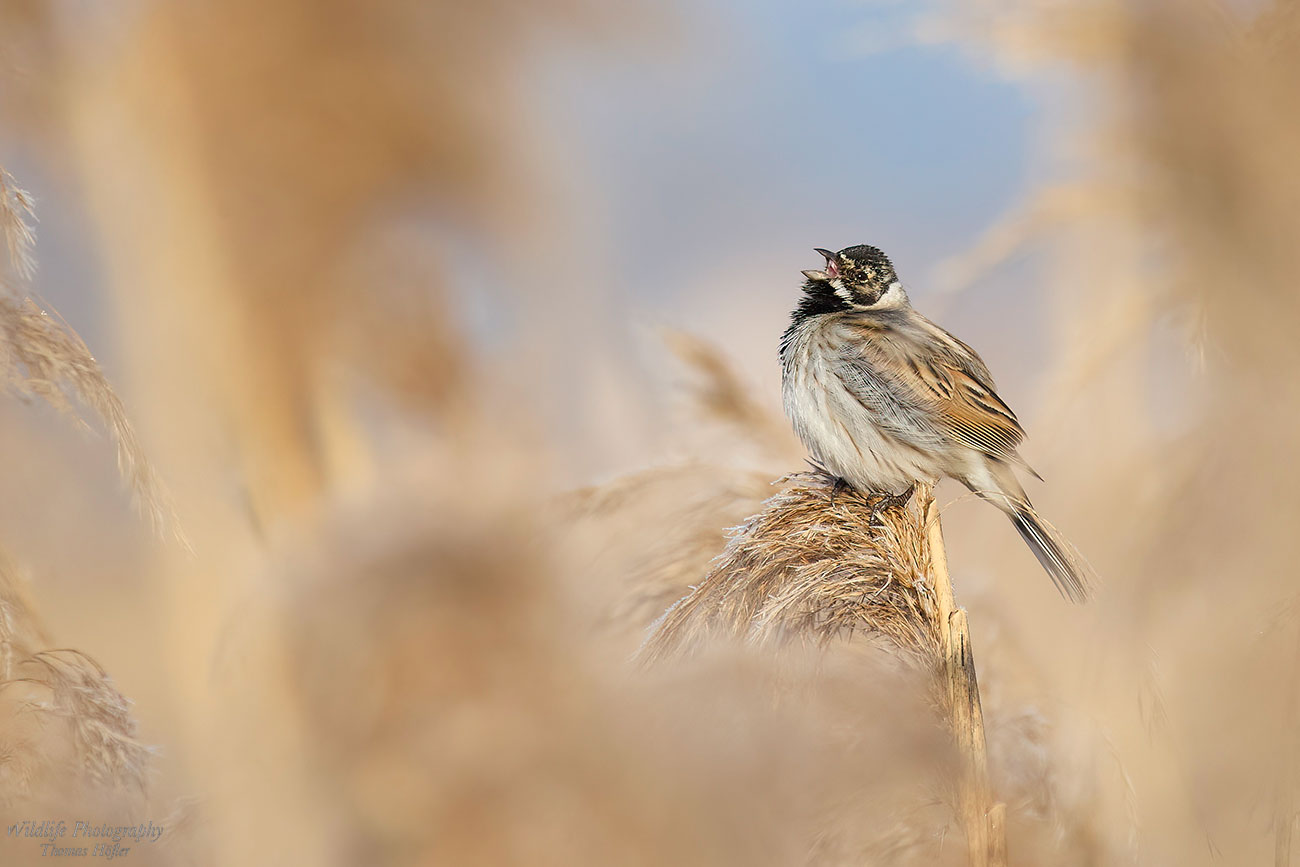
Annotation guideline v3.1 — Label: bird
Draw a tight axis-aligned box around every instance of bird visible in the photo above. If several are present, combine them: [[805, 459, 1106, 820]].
[[780, 243, 1090, 602]]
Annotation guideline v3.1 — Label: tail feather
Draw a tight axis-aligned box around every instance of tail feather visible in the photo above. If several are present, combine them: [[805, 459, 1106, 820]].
[[1010, 505, 1091, 603], [961, 462, 1092, 602]]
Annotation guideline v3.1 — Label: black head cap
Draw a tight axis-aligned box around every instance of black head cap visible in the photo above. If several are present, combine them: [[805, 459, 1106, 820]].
[[800, 244, 900, 308], [831, 245, 897, 293]]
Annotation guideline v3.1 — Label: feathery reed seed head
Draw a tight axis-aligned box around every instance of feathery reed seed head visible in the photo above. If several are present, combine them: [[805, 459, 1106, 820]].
[[640, 473, 942, 666]]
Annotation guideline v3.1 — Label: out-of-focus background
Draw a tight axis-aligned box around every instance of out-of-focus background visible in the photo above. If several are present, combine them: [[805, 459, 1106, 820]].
[[1, 0, 1298, 864]]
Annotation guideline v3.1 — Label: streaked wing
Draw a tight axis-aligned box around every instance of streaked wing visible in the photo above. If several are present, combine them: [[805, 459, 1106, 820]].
[[931, 362, 1026, 462], [833, 349, 950, 450], [834, 314, 1030, 464]]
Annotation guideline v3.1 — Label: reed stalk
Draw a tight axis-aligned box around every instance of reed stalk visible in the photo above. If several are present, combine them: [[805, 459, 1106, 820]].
[[924, 493, 1007, 867], [1276, 615, 1300, 867]]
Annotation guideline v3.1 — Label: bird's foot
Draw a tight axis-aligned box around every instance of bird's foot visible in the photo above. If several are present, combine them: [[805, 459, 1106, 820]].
[[867, 483, 917, 525], [827, 476, 854, 506], [879, 483, 917, 511]]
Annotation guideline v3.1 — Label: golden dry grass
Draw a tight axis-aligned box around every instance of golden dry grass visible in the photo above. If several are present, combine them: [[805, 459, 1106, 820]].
[[0, 0, 1297, 864], [0, 555, 149, 816], [936, 1, 1300, 862], [0, 163, 179, 541], [638, 473, 941, 665], [0, 164, 158, 825], [557, 461, 777, 653]]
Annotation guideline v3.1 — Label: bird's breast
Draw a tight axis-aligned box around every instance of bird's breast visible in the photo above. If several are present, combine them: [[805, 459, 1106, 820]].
[[781, 316, 939, 493]]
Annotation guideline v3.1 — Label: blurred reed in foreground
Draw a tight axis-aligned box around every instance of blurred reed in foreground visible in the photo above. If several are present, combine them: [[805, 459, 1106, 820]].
[[941, 0, 1300, 863], [0, 169, 153, 833], [1, 0, 1298, 865]]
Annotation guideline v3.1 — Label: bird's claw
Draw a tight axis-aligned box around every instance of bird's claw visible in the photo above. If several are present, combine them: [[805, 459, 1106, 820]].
[[827, 476, 853, 506], [867, 483, 916, 525]]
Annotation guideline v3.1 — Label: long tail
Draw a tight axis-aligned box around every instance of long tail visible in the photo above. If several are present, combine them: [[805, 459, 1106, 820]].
[[964, 461, 1092, 603], [1009, 503, 1091, 603]]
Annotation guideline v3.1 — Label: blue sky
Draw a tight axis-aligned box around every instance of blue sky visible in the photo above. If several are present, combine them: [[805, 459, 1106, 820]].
[[517, 0, 1052, 472], [538, 0, 1036, 302], [10, 0, 1054, 481]]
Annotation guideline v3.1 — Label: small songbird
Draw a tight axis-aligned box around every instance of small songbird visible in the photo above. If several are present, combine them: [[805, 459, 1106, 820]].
[[780, 244, 1090, 602]]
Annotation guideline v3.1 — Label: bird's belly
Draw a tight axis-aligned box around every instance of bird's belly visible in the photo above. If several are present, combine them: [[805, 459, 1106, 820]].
[[782, 340, 938, 494]]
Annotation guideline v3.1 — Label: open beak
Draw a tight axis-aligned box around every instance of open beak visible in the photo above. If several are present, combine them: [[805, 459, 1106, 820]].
[[803, 247, 838, 281]]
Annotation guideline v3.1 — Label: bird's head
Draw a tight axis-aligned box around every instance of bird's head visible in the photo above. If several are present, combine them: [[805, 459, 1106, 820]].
[[801, 244, 906, 309]]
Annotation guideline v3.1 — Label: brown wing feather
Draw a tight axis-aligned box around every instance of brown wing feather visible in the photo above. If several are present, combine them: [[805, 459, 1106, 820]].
[[850, 313, 1039, 474], [938, 366, 1026, 462]]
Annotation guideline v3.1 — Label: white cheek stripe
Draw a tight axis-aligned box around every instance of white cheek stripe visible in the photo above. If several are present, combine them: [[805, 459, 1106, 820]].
[[832, 280, 854, 302], [871, 281, 905, 308]]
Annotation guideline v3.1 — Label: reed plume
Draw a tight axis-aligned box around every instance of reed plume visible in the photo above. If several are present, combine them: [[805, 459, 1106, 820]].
[[638, 472, 940, 664], [0, 164, 180, 541], [0, 161, 159, 845], [0, 555, 151, 811]]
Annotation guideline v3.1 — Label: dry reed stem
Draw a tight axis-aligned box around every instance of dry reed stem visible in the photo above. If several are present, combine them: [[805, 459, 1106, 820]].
[[989, 803, 1007, 864], [639, 472, 1022, 864], [1277, 617, 1300, 866], [924, 493, 1005, 867]]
